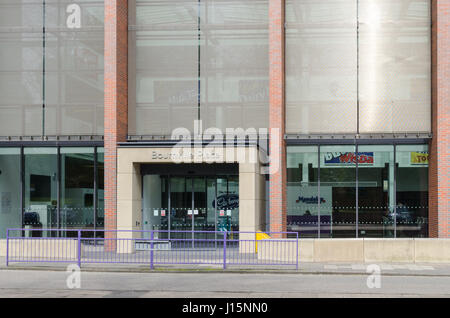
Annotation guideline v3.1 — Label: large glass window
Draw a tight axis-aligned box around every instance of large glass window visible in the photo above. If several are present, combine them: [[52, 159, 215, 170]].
[[287, 146, 320, 238], [200, 0, 269, 131], [129, 0, 269, 136], [396, 145, 428, 237], [96, 147, 104, 229], [320, 145, 357, 238], [142, 172, 239, 239], [357, 145, 394, 237], [0, 1, 43, 136], [24, 148, 58, 231], [287, 144, 429, 238], [285, 0, 358, 134], [0, 1, 104, 137], [0, 148, 21, 238], [129, 0, 200, 136], [60, 147, 95, 229], [44, 0, 104, 135], [285, 0, 431, 135], [0, 146, 104, 237], [359, 0, 431, 133]]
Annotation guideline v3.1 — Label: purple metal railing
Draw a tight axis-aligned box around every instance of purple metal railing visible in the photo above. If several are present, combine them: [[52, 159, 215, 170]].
[[6, 229, 299, 270]]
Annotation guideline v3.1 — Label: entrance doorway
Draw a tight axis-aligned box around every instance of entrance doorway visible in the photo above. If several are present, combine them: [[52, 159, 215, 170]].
[[142, 164, 239, 239]]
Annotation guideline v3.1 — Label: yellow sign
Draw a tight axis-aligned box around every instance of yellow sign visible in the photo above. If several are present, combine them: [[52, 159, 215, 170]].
[[255, 232, 271, 253], [411, 152, 428, 165]]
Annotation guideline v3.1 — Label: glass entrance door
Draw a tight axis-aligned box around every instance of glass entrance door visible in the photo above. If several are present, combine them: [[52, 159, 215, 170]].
[[169, 176, 189, 239], [143, 174, 239, 239]]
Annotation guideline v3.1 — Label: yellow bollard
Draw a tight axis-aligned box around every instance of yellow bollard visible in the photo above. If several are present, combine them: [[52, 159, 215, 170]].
[[255, 231, 271, 253]]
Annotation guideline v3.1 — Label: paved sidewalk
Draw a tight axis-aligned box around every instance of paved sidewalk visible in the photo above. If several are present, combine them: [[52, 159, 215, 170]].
[[2, 256, 450, 277], [1, 269, 450, 298]]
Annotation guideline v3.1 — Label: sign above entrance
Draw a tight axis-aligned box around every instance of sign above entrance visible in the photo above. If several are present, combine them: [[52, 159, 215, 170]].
[[151, 150, 223, 162]]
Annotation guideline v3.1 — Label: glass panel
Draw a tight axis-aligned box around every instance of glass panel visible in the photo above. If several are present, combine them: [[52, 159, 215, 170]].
[[201, 0, 269, 131], [358, 145, 395, 237], [206, 177, 217, 238], [216, 177, 230, 233], [0, 1, 43, 29], [227, 176, 239, 232], [287, 146, 320, 238], [320, 145, 357, 237], [192, 177, 208, 243], [44, 0, 104, 135], [130, 0, 269, 136], [0, 148, 21, 238], [129, 0, 199, 135], [0, 1, 43, 136], [60, 147, 95, 233], [359, 0, 431, 133], [24, 148, 58, 235], [142, 175, 169, 239], [142, 173, 239, 240], [396, 145, 428, 237], [192, 177, 206, 232], [96, 148, 104, 230], [170, 176, 190, 238], [285, 0, 357, 134]]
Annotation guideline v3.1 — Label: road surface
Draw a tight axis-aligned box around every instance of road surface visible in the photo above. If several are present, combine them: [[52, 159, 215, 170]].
[[0, 269, 449, 298]]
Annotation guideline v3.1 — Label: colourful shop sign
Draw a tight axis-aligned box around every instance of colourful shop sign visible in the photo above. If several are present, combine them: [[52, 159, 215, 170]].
[[411, 152, 428, 165], [324, 152, 374, 165]]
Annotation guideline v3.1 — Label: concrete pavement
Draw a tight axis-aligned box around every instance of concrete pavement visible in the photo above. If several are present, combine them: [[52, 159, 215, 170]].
[[0, 269, 450, 298], [3, 256, 450, 277]]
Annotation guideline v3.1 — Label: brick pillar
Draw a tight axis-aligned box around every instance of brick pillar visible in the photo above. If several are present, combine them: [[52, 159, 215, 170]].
[[269, 0, 287, 237], [429, 0, 450, 238], [104, 0, 128, 250]]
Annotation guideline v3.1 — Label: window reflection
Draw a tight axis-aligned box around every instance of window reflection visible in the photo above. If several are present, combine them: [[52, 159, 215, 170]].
[[0, 148, 21, 238], [287, 144, 429, 238], [129, 0, 269, 136], [320, 146, 357, 238], [396, 145, 428, 237], [60, 148, 95, 230], [24, 148, 58, 235], [287, 146, 320, 238], [358, 145, 395, 237]]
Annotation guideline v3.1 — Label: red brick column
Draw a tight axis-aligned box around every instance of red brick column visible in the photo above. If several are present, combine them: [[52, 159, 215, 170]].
[[269, 0, 287, 236], [429, 0, 450, 238], [104, 0, 128, 249]]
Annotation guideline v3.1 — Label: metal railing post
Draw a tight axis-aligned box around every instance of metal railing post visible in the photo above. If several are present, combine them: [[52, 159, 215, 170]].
[[6, 229, 9, 267], [223, 232, 227, 270], [150, 230, 154, 270], [77, 230, 81, 268]]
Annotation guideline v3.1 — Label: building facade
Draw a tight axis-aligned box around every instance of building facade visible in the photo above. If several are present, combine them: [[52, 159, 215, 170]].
[[0, 0, 448, 241]]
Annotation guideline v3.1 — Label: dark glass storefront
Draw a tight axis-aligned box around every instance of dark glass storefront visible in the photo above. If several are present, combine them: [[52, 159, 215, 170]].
[[0, 148, 21, 238], [142, 164, 239, 239], [0, 146, 104, 238], [287, 144, 429, 238]]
